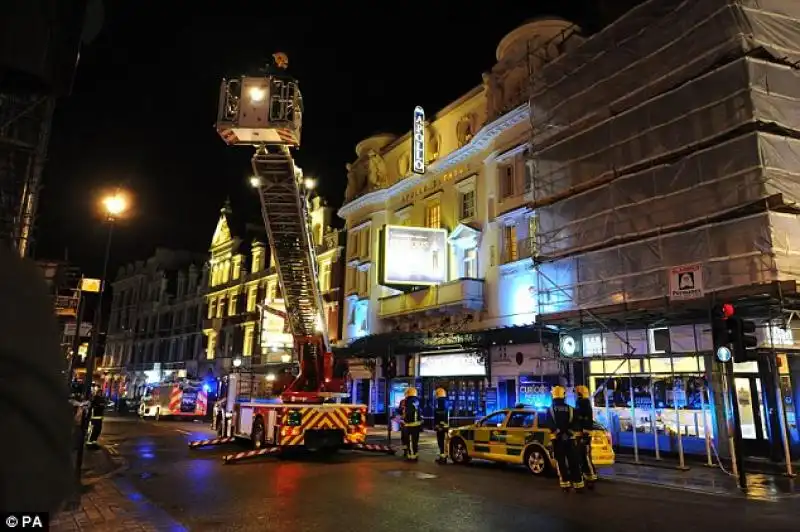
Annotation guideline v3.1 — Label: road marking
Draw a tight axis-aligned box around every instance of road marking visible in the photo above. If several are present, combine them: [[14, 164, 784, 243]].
[[175, 429, 192, 435]]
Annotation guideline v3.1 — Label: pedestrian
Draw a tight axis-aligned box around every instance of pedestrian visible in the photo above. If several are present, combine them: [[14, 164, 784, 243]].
[[85, 390, 107, 446], [433, 387, 449, 464], [575, 385, 598, 488], [546, 385, 584, 492], [403, 387, 422, 461]]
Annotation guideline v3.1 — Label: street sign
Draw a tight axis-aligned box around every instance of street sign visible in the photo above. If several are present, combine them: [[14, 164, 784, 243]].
[[668, 263, 704, 300], [716, 346, 732, 363], [80, 278, 102, 293]]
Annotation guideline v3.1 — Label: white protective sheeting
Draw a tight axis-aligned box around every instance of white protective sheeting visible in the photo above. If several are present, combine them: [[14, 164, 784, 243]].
[[527, 0, 800, 314]]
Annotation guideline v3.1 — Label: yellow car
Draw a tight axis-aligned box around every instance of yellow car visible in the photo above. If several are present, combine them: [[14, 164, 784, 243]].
[[446, 408, 615, 476]]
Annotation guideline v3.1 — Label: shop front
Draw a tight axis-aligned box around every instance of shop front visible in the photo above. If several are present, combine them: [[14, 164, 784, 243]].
[[415, 351, 489, 428], [490, 343, 562, 410]]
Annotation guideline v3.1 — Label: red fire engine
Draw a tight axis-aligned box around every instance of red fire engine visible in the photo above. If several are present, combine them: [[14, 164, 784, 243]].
[[204, 54, 377, 457]]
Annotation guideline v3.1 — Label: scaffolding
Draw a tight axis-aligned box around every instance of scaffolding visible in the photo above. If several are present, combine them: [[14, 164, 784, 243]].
[[523, 0, 800, 471], [0, 92, 55, 257]]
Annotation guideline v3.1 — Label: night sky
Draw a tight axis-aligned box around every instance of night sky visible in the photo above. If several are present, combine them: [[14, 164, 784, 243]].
[[33, 1, 634, 278]]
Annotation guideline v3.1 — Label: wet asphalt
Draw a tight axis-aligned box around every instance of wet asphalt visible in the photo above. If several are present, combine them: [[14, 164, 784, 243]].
[[101, 416, 800, 532]]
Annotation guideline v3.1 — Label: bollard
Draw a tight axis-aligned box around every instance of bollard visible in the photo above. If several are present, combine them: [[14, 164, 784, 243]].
[[223, 446, 281, 464]]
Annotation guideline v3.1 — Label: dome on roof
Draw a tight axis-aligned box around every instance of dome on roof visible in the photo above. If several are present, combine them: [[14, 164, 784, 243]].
[[496, 17, 578, 62]]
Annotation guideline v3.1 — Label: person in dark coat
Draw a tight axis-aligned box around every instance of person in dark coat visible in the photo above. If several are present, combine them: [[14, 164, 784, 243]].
[[0, 248, 73, 513]]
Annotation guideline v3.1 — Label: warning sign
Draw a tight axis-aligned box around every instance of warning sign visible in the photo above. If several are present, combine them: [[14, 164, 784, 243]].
[[669, 263, 704, 300]]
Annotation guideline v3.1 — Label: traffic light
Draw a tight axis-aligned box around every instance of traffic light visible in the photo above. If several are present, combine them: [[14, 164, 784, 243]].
[[711, 303, 733, 348], [730, 316, 759, 363]]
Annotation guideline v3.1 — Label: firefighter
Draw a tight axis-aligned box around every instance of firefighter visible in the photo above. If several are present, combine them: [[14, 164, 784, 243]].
[[398, 394, 408, 458], [86, 390, 107, 446], [546, 385, 584, 492], [404, 387, 422, 461], [575, 385, 598, 487], [433, 387, 449, 464]]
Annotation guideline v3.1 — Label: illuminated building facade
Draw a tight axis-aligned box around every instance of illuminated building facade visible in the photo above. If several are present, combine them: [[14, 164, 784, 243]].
[[337, 19, 574, 423], [105, 248, 208, 398], [203, 196, 345, 379]]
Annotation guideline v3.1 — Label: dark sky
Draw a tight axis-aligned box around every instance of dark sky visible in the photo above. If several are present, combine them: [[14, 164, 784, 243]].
[[33, 1, 628, 279]]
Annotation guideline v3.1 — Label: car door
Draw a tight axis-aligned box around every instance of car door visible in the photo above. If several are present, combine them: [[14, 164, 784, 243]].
[[504, 411, 536, 463], [473, 411, 509, 458]]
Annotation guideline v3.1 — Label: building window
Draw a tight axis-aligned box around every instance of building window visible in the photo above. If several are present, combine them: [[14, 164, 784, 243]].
[[459, 189, 476, 221], [347, 231, 359, 259], [500, 164, 514, 199], [247, 286, 258, 312], [358, 269, 369, 296], [243, 326, 255, 357], [527, 215, 539, 258], [207, 332, 216, 360], [463, 248, 478, 278], [503, 225, 518, 263], [524, 160, 534, 193], [217, 296, 225, 318], [320, 261, 332, 292], [360, 228, 371, 258], [222, 261, 231, 284], [425, 202, 441, 229]]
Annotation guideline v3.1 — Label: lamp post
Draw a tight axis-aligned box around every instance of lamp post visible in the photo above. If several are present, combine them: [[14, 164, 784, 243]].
[[74, 191, 127, 488]]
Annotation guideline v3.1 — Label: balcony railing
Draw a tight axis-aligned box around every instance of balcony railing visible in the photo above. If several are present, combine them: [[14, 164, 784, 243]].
[[378, 278, 485, 318], [501, 237, 539, 265]]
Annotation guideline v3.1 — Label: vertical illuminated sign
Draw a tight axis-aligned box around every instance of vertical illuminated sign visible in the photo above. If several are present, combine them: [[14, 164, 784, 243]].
[[412, 106, 425, 174]]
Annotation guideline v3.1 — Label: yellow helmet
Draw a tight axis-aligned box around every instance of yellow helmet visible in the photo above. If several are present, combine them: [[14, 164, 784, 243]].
[[551, 385, 566, 400], [435, 387, 447, 398], [575, 385, 589, 398], [404, 387, 417, 397]]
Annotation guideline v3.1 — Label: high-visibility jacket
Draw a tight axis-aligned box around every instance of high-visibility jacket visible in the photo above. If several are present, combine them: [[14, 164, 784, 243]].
[[433, 397, 449, 428], [404, 397, 421, 427], [576, 397, 594, 431], [547, 399, 577, 438]]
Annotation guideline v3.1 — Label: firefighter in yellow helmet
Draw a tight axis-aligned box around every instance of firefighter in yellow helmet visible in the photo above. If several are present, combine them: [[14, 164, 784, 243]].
[[433, 387, 449, 464], [545, 385, 584, 492], [398, 392, 408, 458], [403, 387, 422, 461], [575, 385, 598, 487]]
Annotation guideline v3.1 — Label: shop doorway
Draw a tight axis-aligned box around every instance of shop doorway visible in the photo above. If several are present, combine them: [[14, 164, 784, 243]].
[[733, 375, 770, 456]]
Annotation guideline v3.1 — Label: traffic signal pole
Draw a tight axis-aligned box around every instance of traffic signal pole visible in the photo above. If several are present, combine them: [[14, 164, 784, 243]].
[[723, 360, 747, 490]]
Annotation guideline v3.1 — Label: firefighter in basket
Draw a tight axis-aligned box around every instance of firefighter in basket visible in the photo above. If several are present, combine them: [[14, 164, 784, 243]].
[[575, 385, 598, 487], [404, 387, 422, 461], [434, 387, 449, 464], [546, 385, 584, 492]]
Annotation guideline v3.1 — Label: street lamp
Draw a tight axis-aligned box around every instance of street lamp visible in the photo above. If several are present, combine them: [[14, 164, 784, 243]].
[[249, 176, 261, 188], [233, 357, 243, 369], [303, 177, 316, 190]]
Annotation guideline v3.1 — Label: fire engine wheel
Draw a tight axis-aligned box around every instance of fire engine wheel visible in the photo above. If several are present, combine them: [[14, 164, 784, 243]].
[[449, 438, 471, 465], [251, 418, 266, 449], [524, 445, 550, 477]]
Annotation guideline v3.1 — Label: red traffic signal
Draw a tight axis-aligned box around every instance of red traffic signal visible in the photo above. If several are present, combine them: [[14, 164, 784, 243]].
[[721, 303, 735, 319]]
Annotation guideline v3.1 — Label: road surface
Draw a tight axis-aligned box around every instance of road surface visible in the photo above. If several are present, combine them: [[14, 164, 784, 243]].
[[100, 416, 799, 532]]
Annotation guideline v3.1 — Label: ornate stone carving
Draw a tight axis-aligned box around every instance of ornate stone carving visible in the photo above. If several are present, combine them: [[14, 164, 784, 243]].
[[456, 113, 476, 148], [366, 150, 387, 190], [345, 162, 366, 202], [482, 72, 504, 120]]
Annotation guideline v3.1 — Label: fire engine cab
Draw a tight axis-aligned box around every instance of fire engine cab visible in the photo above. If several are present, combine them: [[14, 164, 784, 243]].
[[139, 380, 208, 420]]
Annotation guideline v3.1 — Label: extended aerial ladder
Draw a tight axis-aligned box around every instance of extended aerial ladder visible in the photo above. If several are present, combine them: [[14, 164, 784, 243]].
[[216, 55, 343, 403]]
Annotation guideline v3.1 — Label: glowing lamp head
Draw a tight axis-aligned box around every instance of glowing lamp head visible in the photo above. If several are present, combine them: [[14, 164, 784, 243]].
[[248, 86, 267, 103], [304, 178, 316, 190], [280, 353, 291, 363], [232, 357, 242, 368], [266, 373, 276, 382], [102, 194, 127, 217], [249, 176, 262, 188]]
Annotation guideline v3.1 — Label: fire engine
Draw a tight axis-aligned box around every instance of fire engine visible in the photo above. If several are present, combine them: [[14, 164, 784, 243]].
[[210, 54, 370, 453], [139, 381, 208, 420]]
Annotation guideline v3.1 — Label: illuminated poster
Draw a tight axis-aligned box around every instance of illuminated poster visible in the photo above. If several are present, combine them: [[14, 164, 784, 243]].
[[382, 225, 447, 286]]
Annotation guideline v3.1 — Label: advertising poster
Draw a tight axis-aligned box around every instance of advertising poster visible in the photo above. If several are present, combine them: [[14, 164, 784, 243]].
[[382, 225, 448, 286]]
